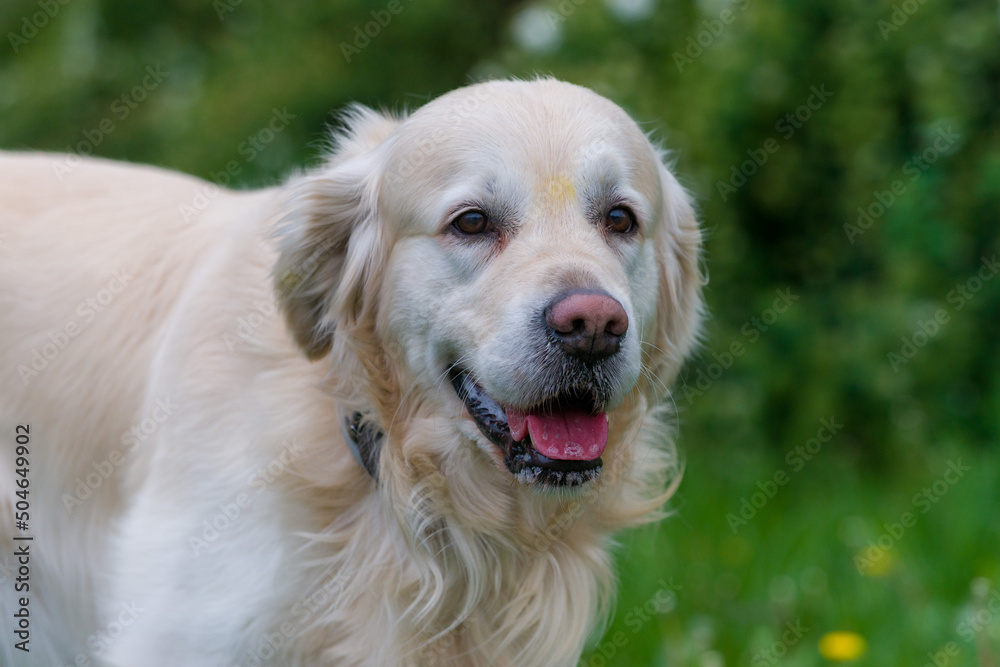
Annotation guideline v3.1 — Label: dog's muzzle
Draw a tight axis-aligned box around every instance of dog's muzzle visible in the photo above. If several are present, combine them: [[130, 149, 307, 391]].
[[449, 367, 607, 488]]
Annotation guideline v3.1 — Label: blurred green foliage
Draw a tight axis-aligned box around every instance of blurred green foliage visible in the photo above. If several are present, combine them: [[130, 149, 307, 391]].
[[2, 0, 998, 663]]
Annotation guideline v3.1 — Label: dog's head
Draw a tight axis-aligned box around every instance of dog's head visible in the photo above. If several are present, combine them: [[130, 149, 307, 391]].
[[275, 79, 702, 493]]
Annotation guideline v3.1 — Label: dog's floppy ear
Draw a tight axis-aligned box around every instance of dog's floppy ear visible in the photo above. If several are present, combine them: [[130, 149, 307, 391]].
[[273, 105, 399, 359], [650, 161, 705, 394]]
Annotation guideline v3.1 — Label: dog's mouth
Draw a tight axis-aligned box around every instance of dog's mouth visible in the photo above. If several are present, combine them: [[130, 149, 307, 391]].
[[448, 367, 606, 488]]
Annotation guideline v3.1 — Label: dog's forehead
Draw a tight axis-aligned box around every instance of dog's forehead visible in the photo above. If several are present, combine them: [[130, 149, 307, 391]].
[[392, 80, 658, 180], [380, 81, 664, 231]]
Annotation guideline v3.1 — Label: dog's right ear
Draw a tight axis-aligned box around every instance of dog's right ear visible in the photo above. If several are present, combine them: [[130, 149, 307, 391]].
[[273, 105, 399, 360]]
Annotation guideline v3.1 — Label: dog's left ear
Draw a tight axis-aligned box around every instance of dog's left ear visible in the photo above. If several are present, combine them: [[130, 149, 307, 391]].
[[650, 162, 705, 393], [273, 106, 399, 360]]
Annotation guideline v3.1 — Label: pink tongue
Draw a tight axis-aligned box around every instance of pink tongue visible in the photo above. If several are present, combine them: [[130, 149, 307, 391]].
[[506, 408, 608, 461]]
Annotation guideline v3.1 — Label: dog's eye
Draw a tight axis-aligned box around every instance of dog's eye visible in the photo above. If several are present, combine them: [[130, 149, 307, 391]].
[[606, 206, 636, 234], [452, 210, 491, 235]]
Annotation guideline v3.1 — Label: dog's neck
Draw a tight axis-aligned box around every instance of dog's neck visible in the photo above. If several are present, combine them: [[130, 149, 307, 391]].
[[316, 385, 670, 665]]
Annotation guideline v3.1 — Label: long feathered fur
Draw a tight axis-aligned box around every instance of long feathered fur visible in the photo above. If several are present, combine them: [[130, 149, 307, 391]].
[[267, 84, 703, 666], [0, 79, 701, 667]]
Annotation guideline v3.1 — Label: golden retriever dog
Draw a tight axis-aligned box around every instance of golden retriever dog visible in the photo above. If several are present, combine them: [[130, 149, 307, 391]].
[[0, 78, 702, 666]]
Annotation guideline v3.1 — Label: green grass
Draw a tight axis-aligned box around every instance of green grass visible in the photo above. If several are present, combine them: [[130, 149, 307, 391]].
[[587, 418, 1000, 666]]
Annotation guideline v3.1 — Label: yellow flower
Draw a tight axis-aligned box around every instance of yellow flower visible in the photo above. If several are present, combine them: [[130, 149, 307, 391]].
[[818, 631, 867, 661]]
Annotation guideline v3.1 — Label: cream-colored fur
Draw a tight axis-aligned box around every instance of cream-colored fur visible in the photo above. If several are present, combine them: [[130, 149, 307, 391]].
[[0, 79, 702, 666]]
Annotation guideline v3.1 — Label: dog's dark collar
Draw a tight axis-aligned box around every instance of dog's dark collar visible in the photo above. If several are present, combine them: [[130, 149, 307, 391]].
[[341, 411, 383, 481]]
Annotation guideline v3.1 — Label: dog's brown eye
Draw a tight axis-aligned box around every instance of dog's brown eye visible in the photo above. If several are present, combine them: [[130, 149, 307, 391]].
[[453, 210, 490, 235], [606, 206, 636, 234]]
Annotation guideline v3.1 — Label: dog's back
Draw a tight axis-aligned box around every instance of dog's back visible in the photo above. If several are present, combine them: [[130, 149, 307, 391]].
[[0, 153, 260, 663]]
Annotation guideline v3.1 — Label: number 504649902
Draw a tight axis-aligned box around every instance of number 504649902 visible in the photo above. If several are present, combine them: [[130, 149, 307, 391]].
[[14, 425, 29, 531]]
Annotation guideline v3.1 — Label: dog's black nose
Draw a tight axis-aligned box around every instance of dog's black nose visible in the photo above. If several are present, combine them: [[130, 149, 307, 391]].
[[545, 290, 628, 362]]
